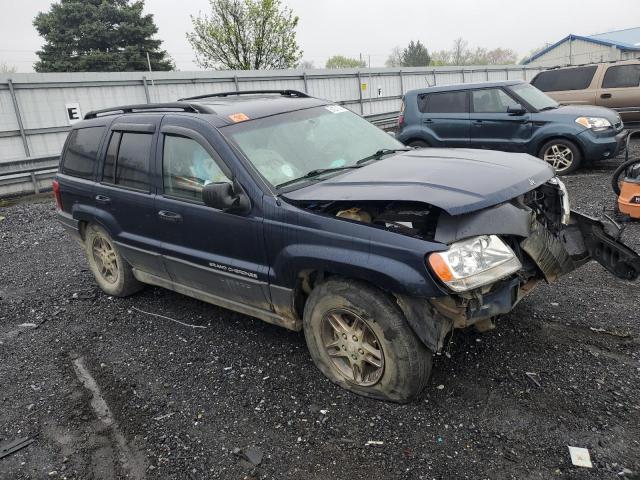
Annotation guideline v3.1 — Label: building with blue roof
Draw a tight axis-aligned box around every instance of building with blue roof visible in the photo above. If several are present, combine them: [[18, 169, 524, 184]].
[[523, 27, 640, 67]]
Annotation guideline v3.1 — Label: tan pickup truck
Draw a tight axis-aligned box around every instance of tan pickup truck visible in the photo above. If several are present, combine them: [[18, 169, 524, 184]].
[[530, 60, 640, 123]]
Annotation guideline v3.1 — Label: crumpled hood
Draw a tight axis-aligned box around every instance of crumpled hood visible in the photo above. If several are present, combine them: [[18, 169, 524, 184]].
[[283, 148, 555, 215]]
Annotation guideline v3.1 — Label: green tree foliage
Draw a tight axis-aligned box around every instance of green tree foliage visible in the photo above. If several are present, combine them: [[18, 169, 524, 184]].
[[325, 55, 366, 69], [33, 0, 174, 72], [187, 0, 302, 70], [401, 40, 430, 67]]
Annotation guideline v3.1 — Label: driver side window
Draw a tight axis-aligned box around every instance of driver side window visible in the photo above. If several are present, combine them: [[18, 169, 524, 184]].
[[163, 135, 230, 202]]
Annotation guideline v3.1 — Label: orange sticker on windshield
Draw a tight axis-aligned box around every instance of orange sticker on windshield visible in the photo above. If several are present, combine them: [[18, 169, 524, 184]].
[[229, 113, 250, 123]]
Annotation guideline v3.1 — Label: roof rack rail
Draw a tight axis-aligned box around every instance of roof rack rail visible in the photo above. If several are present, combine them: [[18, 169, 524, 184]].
[[84, 102, 214, 120], [178, 89, 310, 101]]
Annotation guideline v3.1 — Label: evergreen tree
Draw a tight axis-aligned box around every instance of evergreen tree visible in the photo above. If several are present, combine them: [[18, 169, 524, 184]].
[[34, 0, 174, 72], [402, 41, 430, 67]]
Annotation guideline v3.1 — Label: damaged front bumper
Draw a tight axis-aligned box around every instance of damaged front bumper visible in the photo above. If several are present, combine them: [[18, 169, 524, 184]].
[[420, 211, 640, 349]]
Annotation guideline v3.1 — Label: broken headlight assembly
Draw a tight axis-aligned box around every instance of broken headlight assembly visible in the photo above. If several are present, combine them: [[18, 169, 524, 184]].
[[428, 235, 522, 292], [547, 176, 571, 225]]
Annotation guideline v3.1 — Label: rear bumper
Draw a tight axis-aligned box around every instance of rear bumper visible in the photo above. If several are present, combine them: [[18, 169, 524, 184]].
[[578, 129, 628, 162], [57, 210, 82, 243]]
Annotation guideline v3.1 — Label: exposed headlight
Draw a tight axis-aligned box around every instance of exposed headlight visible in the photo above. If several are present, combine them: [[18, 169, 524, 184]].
[[428, 235, 522, 292], [575, 117, 612, 131], [547, 177, 571, 224]]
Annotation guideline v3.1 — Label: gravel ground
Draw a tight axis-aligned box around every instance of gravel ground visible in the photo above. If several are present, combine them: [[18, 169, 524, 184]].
[[1, 143, 640, 480]]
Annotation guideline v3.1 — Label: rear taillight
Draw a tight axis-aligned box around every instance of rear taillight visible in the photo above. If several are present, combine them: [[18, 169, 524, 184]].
[[52, 178, 62, 210], [398, 114, 404, 128]]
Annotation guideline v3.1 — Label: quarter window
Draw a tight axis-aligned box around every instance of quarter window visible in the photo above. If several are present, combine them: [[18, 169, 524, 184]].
[[102, 132, 152, 191], [418, 91, 468, 113], [602, 65, 640, 89], [531, 66, 597, 92], [61, 126, 105, 179], [163, 135, 230, 202], [472, 88, 519, 113]]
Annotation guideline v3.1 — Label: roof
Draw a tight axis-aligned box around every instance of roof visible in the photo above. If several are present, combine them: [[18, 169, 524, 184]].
[[83, 91, 329, 127], [589, 27, 640, 49], [405, 80, 524, 96], [523, 27, 640, 64]]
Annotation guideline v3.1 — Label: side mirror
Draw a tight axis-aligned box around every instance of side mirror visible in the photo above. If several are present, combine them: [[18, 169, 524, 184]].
[[507, 104, 527, 116], [202, 180, 251, 214]]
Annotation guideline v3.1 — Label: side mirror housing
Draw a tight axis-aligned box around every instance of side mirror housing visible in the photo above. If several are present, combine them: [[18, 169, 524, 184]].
[[202, 180, 251, 214], [507, 104, 527, 116]]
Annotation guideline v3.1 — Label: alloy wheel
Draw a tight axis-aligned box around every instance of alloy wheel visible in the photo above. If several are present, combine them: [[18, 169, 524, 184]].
[[91, 236, 119, 284], [543, 144, 574, 172], [320, 308, 385, 386]]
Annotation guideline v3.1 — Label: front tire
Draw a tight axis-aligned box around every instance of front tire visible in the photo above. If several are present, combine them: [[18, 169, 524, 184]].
[[539, 139, 582, 175], [407, 139, 430, 149], [303, 278, 433, 403], [84, 224, 143, 297]]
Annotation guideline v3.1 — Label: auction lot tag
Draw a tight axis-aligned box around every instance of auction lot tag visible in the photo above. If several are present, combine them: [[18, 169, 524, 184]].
[[228, 113, 250, 123], [65, 103, 82, 125], [325, 105, 347, 114]]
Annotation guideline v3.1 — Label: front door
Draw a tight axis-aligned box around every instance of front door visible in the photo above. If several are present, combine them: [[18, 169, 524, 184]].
[[153, 118, 270, 309], [469, 87, 532, 152]]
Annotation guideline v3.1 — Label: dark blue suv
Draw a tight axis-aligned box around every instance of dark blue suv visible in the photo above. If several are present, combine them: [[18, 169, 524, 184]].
[[54, 90, 639, 402], [396, 80, 629, 174]]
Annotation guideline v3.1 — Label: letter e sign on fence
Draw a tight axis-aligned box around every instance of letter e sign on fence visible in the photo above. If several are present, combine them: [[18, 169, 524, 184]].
[[65, 103, 82, 125]]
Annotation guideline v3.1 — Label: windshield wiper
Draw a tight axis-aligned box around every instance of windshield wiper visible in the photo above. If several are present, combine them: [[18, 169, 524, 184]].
[[538, 105, 558, 111], [276, 165, 361, 189], [356, 148, 411, 165]]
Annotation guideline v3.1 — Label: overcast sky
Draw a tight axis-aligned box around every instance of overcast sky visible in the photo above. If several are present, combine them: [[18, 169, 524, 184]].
[[1, 0, 638, 72]]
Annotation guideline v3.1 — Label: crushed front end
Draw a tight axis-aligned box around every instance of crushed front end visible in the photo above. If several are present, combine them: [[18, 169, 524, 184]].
[[426, 177, 640, 345]]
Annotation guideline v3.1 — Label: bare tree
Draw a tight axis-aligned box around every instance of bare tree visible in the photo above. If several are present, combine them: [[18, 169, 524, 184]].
[[451, 37, 470, 66], [385, 46, 403, 68], [0, 62, 17, 74]]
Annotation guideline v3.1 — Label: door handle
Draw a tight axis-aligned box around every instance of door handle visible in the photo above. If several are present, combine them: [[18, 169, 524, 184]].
[[423, 118, 433, 124], [157, 210, 182, 223], [95, 194, 111, 204], [601, 93, 612, 99], [472, 120, 483, 125]]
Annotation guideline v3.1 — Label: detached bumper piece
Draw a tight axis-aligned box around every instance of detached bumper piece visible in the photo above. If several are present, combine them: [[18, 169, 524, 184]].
[[570, 211, 640, 281]]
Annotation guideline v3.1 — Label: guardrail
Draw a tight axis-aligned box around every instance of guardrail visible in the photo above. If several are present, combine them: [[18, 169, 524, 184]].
[[0, 113, 400, 199]]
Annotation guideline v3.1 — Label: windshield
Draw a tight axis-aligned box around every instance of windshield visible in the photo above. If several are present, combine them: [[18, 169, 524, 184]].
[[223, 105, 404, 188], [508, 83, 559, 111]]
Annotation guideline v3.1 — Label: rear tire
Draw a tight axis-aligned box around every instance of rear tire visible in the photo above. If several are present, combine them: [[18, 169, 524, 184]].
[[407, 140, 430, 149], [303, 278, 433, 403], [539, 139, 582, 175], [84, 224, 143, 297]]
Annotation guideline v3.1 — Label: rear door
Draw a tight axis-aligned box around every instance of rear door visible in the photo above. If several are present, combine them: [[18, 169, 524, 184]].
[[597, 63, 640, 122], [154, 116, 270, 308], [93, 115, 166, 278], [530, 66, 598, 105], [417, 90, 470, 147], [469, 87, 532, 152]]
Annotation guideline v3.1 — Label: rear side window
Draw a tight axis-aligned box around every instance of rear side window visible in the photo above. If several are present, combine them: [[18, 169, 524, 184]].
[[602, 65, 640, 88], [61, 127, 105, 179], [418, 91, 468, 113], [531, 66, 597, 92], [472, 88, 519, 113], [102, 132, 152, 191]]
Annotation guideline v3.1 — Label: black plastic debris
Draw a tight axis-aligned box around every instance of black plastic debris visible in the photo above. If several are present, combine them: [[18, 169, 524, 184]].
[[0, 437, 35, 460]]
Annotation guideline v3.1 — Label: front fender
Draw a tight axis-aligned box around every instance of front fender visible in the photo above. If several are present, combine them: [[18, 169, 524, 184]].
[[272, 243, 445, 298]]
